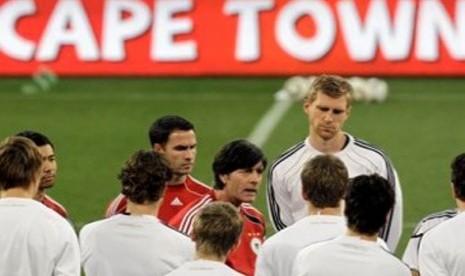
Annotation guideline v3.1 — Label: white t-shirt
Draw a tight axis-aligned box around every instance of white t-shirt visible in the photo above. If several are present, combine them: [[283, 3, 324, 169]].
[[419, 211, 465, 276], [402, 208, 457, 270], [256, 215, 346, 276], [0, 197, 80, 276], [166, 260, 245, 276], [292, 235, 410, 276], [267, 134, 402, 251], [79, 214, 195, 276]]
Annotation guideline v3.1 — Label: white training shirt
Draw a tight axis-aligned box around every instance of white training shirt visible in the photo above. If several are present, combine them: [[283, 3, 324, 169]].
[[79, 214, 195, 276], [419, 210, 465, 276], [255, 215, 346, 276], [0, 197, 80, 276], [402, 208, 457, 270], [165, 260, 245, 276], [292, 235, 410, 276], [267, 134, 402, 251]]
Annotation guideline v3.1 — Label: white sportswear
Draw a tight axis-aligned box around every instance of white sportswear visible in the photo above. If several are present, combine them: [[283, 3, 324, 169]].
[[166, 260, 245, 276], [80, 214, 195, 276], [402, 208, 457, 270], [292, 235, 410, 276], [267, 134, 402, 251], [255, 215, 345, 276], [419, 211, 465, 276], [0, 198, 80, 276]]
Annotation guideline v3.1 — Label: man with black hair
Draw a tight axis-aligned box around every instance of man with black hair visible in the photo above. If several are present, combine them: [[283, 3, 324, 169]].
[[16, 130, 69, 218], [105, 115, 211, 222], [419, 153, 465, 276], [292, 174, 410, 276], [169, 139, 267, 276], [80, 150, 194, 276]]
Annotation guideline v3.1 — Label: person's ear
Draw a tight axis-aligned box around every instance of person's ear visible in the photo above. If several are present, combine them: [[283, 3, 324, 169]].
[[153, 143, 163, 153]]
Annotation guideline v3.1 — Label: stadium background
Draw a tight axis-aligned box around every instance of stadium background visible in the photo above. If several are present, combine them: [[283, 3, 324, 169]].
[[1, 77, 465, 256], [2, 0, 465, 257]]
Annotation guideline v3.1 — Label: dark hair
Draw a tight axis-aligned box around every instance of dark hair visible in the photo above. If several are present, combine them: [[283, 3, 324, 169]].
[[212, 139, 266, 190], [193, 202, 244, 258], [345, 174, 395, 235], [451, 153, 465, 201], [16, 130, 54, 149], [118, 150, 172, 204], [148, 115, 194, 146], [0, 137, 43, 190], [301, 154, 348, 208]]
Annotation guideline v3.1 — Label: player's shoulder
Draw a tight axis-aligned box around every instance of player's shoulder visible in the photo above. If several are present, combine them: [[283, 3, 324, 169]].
[[350, 135, 390, 159], [412, 209, 458, 237], [241, 203, 265, 225], [43, 194, 69, 218], [270, 140, 307, 170], [185, 175, 212, 194]]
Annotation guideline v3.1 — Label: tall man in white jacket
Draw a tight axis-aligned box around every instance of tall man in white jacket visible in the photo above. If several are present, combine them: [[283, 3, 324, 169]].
[[267, 75, 402, 251]]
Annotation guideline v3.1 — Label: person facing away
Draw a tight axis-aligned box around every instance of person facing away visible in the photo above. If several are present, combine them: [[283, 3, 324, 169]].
[[80, 150, 195, 276], [419, 152, 465, 276], [169, 139, 267, 276], [15, 130, 69, 218], [292, 174, 410, 276], [256, 154, 348, 276], [267, 74, 403, 251], [166, 202, 245, 276], [0, 136, 80, 276], [105, 115, 211, 222]]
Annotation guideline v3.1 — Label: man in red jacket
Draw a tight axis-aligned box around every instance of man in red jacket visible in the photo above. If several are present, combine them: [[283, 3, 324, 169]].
[[170, 139, 267, 276], [105, 115, 211, 223]]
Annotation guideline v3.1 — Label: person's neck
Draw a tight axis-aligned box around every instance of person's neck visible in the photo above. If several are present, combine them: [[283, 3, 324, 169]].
[[308, 132, 347, 153], [307, 206, 343, 216], [1, 187, 36, 199], [214, 190, 241, 207], [34, 189, 46, 201], [456, 199, 465, 212], [126, 200, 160, 217], [346, 228, 378, 242], [196, 252, 226, 263], [168, 174, 188, 185]]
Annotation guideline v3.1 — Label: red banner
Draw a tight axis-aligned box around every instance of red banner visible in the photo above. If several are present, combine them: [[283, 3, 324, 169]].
[[0, 0, 464, 76]]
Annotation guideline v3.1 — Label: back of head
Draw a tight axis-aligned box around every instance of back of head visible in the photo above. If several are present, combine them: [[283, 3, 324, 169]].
[[148, 115, 194, 146], [0, 136, 43, 190], [16, 130, 54, 149], [345, 174, 395, 235], [301, 154, 348, 208], [193, 202, 244, 258], [212, 139, 267, 190], [451, 152, 465, 201], [305, 75, 353, 107], [118, 150, 172, 204]]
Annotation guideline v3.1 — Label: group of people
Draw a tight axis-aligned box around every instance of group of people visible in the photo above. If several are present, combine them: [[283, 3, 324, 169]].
[[0, 74, 463, 276]]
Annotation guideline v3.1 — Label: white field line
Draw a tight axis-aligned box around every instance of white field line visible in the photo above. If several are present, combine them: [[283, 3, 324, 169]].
[[248, 97, 294, 148]]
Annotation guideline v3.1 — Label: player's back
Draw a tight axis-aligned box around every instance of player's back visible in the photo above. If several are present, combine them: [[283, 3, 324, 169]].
[[0, 198, 80, 276], [80, 214, 195, 276]]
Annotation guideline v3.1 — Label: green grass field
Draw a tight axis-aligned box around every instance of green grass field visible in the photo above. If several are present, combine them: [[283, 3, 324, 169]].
[[1, 77, 464, 256]]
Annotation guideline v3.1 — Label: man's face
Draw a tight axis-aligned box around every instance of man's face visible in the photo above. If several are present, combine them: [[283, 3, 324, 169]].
[[154, 129, 197, 178], [37, 144, 57, 189], [221, 161, 264, 206], [304, 92, 351, 141]]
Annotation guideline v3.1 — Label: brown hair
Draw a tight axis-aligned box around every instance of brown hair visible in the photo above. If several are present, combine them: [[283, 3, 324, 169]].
[[301, 154, 348, 208], [305, 75, 353, 107], [0, 136, 43, 190], [119, 150, 171, 204]]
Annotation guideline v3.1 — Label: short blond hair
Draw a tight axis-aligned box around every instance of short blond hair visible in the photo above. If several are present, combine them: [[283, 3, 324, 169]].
[[305, 75, 353, 107], [193, 202, 244, 258]]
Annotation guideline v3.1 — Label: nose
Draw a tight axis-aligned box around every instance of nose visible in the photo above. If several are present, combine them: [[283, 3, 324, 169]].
[[185, 148, 196, 160], [323, 112, 334, 122], [43, 160, 52, 172], [250, 170, 262, 185]]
